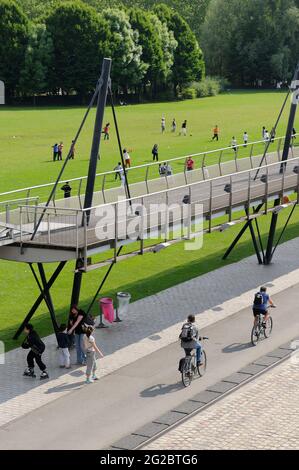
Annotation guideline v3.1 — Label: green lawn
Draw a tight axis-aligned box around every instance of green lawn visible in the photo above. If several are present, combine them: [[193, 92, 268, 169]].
[[1, 90, 299, 351], [0, 90, 297, 194]]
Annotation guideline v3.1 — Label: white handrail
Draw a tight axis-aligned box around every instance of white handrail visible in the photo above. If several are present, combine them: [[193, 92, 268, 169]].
[[20, 155, 298, 214]]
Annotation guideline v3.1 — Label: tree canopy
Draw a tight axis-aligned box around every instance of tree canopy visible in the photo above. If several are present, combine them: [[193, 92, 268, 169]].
[[0, 0, 29, 95], [201, 0, 299, 85]]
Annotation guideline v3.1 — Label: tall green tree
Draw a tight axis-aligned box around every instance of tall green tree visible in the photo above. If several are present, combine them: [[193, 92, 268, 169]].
[[128, 8, 164, 93], [154, 3, 205, 93], [46, 1, 110, 95], [99, 0, 211, 40], [149, 12, 177, 83], [202, 0, 299, 85], [0, 0, 29, 96], [102, 9, 147, 92], [19, 24, 54, 96]]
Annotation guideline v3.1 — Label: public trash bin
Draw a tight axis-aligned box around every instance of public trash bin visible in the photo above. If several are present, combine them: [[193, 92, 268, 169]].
[[99, 297, 114, 323], [116, 292, 131, 321]]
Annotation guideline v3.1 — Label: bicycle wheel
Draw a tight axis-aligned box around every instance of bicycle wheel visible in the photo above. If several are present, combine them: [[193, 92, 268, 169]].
[[181, 360, 192, 387], [264, 316, 273, 338], [197, 350, 207, 377], [251, 326, 260, 346]]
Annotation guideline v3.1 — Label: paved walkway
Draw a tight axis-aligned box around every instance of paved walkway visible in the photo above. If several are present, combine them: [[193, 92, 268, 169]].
[[2, 237, 299, 428], [143, 357, 299, 450]]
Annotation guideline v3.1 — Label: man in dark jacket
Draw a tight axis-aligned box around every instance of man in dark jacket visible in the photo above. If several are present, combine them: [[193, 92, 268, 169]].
[[22, 324, 49, 379], [61, 182, 72, 198]]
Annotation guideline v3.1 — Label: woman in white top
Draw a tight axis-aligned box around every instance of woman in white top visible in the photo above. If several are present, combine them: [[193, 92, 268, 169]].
[[123, 149, 131, 168], [83, 327, 104, 384]]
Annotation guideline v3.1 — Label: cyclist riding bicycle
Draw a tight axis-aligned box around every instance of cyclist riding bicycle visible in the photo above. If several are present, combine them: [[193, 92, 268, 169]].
[[180, 314, 203, 366], [252, 286, 275, 329]]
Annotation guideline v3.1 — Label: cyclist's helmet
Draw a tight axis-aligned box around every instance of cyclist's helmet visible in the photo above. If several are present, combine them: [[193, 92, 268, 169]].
[[260, 286, 267, 292]]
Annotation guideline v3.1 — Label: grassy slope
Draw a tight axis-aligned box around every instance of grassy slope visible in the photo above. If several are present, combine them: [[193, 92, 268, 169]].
[[1, 90, 299, 351]]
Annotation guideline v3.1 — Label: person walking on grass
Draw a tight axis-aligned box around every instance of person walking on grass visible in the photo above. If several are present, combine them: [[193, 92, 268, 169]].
[[83, 326, 104, 384], [243, 131, 249, 147], [171, 118, 176, 133], [212, 125, 219, 141], [70, 140, 75, 160], [58, 142, 63, 161], [161, 116, 166, 133], [22, 324, 49, 380], [231, 137, 237, 153], [180, 120, 187, 136], [152, 144, 159, 161], [52, 143, 59, 162], [103, 123, 110, 140], [114, 162, 123, 180], [57, 323, 71, 369], [123, 148, 131, 168]]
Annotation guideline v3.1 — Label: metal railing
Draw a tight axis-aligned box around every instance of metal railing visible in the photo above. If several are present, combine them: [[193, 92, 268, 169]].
[[14, 156, 299, 265], [0, 134, 298, 211]]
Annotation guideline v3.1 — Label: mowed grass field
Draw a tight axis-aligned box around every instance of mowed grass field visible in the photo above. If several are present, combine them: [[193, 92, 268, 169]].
[[1, 90, 298, 193], [1, 90, 299, 351]]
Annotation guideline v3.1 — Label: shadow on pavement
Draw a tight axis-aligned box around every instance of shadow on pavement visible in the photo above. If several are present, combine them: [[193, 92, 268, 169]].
[[222, 342, 253, 353], [140, 382, 182, 398], [45, 381, 85, 394]]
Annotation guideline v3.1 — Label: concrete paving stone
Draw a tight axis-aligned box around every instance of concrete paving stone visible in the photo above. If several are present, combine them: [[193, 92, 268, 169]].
[[2, 237, 299, 429], [143, 359, 299, 451], [279, 342, 298, 351], [132, 422, 169, 438], [267, 348, 292, 359], [153, 411, 187, 426], [207, 381, 237, 394], [239, 363, 267, 375], [172, 400, 206, 415], [190, 390, 221, 404], [111, 434, 149, 450], [222, 372, 252, 384], [253, 355, 281, 367]]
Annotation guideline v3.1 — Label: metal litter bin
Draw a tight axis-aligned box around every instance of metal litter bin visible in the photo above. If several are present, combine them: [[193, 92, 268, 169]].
[[115, 292, 131, 322]]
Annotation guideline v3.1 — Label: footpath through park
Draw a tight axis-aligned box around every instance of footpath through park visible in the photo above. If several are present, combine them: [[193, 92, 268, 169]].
[[1, 237, 299, 448]]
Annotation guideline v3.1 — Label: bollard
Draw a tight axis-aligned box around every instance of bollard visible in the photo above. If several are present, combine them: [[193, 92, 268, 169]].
[[115, 292, 131, 322]]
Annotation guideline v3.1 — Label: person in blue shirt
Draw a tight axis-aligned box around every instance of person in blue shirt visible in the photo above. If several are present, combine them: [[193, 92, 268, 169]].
[[252, 286, 275, 329]]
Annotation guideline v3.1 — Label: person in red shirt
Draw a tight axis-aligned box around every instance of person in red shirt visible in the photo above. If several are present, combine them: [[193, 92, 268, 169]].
[[103, 123, 110, 140], [186, 156, 194, 171]]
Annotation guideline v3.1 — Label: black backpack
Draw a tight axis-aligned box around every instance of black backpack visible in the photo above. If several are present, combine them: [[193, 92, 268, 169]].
[[179, 323, 194, 342], [254, 292, 264, 306]]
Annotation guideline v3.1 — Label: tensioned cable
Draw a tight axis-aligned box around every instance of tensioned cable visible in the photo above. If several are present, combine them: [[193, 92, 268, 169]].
[[31, 79, 102, 240]]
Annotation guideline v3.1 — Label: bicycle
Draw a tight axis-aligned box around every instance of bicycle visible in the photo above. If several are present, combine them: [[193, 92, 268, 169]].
[[251, 305, 275, 346], [181, 337, 208, 387]]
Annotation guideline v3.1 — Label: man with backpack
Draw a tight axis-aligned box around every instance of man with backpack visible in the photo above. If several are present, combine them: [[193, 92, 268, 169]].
[[252, 286, 275, 329], [22, 324, 49, 379], [179, 314, 203, 366]]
